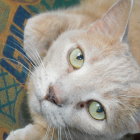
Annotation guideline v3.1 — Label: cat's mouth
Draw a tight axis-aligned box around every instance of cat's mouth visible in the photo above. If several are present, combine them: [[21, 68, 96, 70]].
[[40, 99, 66, 128]]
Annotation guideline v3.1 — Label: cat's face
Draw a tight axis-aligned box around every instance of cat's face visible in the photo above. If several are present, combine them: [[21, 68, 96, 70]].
[[25, 0, 140, 139]]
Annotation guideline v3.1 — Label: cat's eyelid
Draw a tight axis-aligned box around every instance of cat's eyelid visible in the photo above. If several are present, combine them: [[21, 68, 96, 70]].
[[67, 42, 77, 49]]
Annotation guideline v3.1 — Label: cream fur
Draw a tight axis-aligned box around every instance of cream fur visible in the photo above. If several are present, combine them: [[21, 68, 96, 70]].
[[7, 0, 140, 140]]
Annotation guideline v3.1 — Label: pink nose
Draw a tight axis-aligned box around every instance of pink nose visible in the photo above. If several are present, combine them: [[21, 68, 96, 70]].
[[45, 86, 62, 107]]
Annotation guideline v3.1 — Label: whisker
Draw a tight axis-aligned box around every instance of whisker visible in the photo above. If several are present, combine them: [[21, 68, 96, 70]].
[[24, 41, 42, 66], [7, 40, 37, 67], [66, 126, 73, 140], [8, 38, 47, 75], [58, 127, 60, 140], [1, 41, 36, 67], [59, 114, 74, 140], [45, 125, 51, 139], [10, 28, 24, 37], [27, 45, 48, 81], [113, 98, 136, 112], [118, 95, 140, 98], [60, 127, 62, 140], [23, 40, 47, 75], [0, 57, 34, 76], [34, 49, 46, 70], [64, 128, 69, 140], [3, 44, 36, 68], [50, 128, 54, 140], [5, 40, 41, 67]]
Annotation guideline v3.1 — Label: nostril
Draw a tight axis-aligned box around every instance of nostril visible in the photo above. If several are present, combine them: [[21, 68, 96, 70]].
[[45, 86, 61, 107]]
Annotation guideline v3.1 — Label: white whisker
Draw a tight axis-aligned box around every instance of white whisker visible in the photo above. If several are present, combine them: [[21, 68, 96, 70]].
[[4, 44, 36, 68], [34, 49, 46, 71], [1, 57, 34, 76], [50, 128, 54, 140], [10, 27, 24, 37], [66, 126, 73, 140], [45, 125, 51, 139], [26, 43, 42, 66], [60, 127, 62, 140], [64, 128, 69, 140]]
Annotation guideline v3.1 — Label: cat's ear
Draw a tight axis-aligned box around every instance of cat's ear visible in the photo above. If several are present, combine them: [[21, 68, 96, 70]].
[[89, 0, 133, 42]]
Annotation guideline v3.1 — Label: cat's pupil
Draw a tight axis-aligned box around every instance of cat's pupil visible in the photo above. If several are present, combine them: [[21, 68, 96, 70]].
[[96, 106, 104, 113], [76, 54, 84, 60]]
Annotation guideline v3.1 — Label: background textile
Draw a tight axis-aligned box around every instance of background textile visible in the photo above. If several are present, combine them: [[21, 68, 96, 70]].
[[0, 0, 79, 139], [0, 0, 140, 140]]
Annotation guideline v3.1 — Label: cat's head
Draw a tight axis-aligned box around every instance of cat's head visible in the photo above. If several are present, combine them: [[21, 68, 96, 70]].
[[24, 0, 140, 139]]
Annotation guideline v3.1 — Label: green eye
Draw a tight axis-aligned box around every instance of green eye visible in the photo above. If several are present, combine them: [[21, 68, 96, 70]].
[[69, 48, 84, 69], [88, 101, 106, 120]]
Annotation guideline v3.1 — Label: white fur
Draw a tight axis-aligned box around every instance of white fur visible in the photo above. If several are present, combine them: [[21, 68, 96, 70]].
[[7, 0, 140, 140]]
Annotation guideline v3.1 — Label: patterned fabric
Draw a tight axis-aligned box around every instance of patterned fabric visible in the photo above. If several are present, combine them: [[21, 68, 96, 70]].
[[0, 0, 79, 139]]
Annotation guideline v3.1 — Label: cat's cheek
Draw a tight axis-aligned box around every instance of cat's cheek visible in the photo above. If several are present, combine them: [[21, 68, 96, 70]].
[[28, 92, 42, 115]]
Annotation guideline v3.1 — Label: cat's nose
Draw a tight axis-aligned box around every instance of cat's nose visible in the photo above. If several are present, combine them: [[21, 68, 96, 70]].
[[45, 86, 61, 107]]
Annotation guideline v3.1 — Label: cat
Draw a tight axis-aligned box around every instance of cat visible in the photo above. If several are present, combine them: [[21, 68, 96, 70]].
[[6, 0, 140, 140]]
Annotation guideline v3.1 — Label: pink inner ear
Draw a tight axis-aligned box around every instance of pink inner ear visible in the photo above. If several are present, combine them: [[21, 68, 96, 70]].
[[89, 20, 104, 32], [88, 0, 133, 41], [89, 19, 112, 35]]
